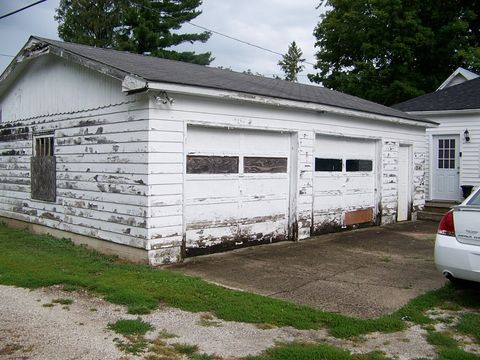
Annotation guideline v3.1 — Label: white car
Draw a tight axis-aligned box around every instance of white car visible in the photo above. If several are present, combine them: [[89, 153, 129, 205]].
[[435, 188, 480, 283]]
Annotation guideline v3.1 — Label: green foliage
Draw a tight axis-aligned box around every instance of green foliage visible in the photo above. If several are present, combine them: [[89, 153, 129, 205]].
[[108, 318, 153, 336], [309, 0, 480, 105], [55, 0, 213, 65], [1, 225, 480, 340], [52, 298, 74, 305], [114, 336, 148, 354], [172, 343, 199, 355], [438, 348, 480, 360], [55, 0, 123, 48], [246, 342, 389, 360], [278, 41, 305, 82], [457, 313, 480, 342], [426, 331, 458, 348]]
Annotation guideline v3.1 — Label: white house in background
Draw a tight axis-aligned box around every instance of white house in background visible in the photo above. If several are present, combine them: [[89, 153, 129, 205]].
[[437, 67, 479, 90], [395, 70, 480, 202], [0, 36, 434, 265]]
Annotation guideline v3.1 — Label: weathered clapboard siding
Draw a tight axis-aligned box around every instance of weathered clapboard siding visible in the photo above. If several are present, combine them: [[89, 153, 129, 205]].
[[0, 54, 152, 250], [143, 93, 427, 264], [1, 54, 127, 121]]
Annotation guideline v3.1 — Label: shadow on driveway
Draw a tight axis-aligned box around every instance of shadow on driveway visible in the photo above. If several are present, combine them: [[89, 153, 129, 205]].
[[169, 221, 446, 319]]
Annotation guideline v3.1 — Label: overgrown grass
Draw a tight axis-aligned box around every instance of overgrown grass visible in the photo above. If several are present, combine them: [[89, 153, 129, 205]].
[[1, 225, 479, 339], [426, 331, 458, 348], [245, 343, 389, 360], [457, 313, 480, 342], [108, 318, 153, 336]]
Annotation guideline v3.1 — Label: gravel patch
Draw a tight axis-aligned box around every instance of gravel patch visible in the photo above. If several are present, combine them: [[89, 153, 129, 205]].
[[1, 285, 471, 359], [0, 285, 130, 360]]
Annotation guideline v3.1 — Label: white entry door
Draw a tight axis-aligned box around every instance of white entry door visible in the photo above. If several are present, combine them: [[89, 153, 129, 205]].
[[432, 135, 460, 201], [397, 145, 411, 221]]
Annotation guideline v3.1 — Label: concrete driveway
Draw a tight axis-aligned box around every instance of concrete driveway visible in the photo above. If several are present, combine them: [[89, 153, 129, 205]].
[[170, 221, 446, 319]]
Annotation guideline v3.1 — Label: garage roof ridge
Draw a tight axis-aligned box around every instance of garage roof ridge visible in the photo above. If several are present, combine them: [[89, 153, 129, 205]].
[[3, 36, 435, 126]]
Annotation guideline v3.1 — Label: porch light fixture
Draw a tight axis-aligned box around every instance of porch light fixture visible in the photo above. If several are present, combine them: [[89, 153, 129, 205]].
[[464, 129, 471, 142]]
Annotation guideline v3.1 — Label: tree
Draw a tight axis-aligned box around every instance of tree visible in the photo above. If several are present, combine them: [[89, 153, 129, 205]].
[[55, 0, 213, 65], [309, 0, 480, 105], [278, 41, 305, 82], [55, 0, 123, 48]]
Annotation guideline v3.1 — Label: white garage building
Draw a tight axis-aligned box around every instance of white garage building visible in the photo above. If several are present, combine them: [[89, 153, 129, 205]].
[[0, 37, 435, 264]]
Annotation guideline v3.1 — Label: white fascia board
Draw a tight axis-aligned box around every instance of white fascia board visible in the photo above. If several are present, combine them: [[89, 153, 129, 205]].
[[145, 82, 437, 128], [407, 109, 480, 116], [122, 75, 148, 93]]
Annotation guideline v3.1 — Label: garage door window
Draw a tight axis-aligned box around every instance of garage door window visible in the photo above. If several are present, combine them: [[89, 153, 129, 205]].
[[244, 157, 287, 173], [187, 155, 239, 174], [346, 159, 373, 172], [315, 158, 342, 172]]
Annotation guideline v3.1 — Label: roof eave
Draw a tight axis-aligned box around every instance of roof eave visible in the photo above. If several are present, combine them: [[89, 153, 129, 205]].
[[146, 81, 438, 128], [405, 108, 480, 116]]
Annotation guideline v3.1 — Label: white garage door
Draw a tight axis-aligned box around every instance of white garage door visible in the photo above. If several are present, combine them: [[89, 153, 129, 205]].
[[185, 126, 291, 256], [313, 135, 377, 232]]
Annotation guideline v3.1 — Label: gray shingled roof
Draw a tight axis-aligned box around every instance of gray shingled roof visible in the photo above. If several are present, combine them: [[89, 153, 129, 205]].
[[394, 77, 480, 112], [33, 37, 431, 123]]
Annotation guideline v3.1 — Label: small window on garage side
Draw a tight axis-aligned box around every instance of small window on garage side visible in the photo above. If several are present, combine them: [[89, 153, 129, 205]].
[[31, 134, 56, 202], [346, 159, 373, 172], [187, 155, 239, 174], [244, 157, 288, 173], [315, 158, 342, 172]]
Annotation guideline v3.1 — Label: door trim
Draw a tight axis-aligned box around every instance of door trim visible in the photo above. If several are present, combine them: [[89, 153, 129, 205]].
[[397, 144, 412, 222], [430, 134, 461, 201]]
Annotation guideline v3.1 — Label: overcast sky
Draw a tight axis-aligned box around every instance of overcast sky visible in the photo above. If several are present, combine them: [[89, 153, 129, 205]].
[[0, 0, 324, 84]]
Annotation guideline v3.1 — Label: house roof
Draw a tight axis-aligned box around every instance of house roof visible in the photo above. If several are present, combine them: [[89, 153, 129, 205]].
[[2, 36, 433, 125], [437, 67, 479, 91], [394, 77, 480, 112]]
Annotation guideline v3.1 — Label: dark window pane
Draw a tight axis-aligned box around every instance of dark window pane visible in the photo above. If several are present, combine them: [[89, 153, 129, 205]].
[[449, 149, 455, 159], [450, 160, 455, 168], [346, 159, 373, 172], [439, 139, 444, 148], [451, 139, 455, 148], [187, 155, 239, 174], [244, 157, 287, 173], [315, 158, 342, 172], [438, 159, 443, 169]]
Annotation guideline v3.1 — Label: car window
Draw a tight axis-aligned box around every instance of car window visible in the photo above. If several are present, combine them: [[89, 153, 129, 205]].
[[467, 188, 480, 205]]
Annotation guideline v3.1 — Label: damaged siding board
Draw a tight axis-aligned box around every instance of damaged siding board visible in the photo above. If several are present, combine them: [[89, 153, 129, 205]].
[[0, 60, 151, 249]]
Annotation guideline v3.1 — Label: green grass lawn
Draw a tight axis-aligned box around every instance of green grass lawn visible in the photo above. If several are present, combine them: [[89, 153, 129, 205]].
[[0, 224, 479, 340]]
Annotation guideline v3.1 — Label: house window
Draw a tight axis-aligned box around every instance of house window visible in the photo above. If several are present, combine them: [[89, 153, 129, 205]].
[[31, 134, 56, 202], [186, 155, 239, 174], [315, 158, 342, 172], [244, 157, 287, 173], [438, 139, 455, 169], [346, 159, 373, 172]]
